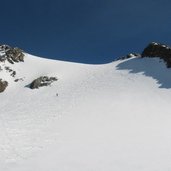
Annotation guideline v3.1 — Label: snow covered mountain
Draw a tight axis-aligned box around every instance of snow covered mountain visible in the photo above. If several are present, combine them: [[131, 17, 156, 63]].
[[1, 43, 171, 171]]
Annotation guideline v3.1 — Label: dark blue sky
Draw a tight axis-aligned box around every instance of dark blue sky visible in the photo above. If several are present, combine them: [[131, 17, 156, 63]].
[[1, 0, 171, 64]]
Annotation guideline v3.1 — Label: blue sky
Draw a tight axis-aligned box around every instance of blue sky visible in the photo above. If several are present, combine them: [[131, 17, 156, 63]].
[[1, 0, 171, 64]]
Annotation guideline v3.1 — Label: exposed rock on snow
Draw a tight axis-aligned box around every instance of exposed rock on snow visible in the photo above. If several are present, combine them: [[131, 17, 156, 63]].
[[0, 45, 24, 64], [117, 53, 141, 60], [30, 76, 58, 89], [142, 42, 171, 67], [0, 79, 8, 92], [5, 66, 16, 77], [0, 45, 25, 92], [127, 53, 141, 58], [14, 78, 24, 82]]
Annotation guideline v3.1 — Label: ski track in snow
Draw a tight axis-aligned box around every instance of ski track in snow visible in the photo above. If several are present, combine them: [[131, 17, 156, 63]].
[[0, 55, 171, 170]]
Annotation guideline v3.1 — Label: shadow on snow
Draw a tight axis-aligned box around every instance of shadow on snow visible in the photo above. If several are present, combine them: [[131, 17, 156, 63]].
[[116, 57, 171, 89]]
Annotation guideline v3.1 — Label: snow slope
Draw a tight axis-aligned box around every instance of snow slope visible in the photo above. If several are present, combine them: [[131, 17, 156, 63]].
[[0, 54, 171, 171]]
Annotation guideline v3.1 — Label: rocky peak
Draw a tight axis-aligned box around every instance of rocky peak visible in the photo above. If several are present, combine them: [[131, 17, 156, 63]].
[[0, 44, 24, 64], [0, 44, 26, 93], [142, 42, 171, 67]]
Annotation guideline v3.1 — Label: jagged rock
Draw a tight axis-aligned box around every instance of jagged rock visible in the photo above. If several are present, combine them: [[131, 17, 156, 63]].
[[6, 47, 24, 63], [118, 53, 141, 60], [0, 45, 24, 64], [30, 76, 58, 89], [126, 53, 141, 58], [11, 71, 16, 77], [5, 66, 12, 72], [0, 79, 8, 92], [142, 42, 171, 68], [14, 78, 24, 82], [0, 45, 10, 62], [4, 66, 16, 77]]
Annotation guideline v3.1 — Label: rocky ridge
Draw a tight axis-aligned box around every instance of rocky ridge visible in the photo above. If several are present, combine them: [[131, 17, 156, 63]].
[[0, 44, 58, 92], [0, 45, 25, 92], [142, 42, 171, 67], [118, 42, 171, 68], [118, 53, 141, 60], [30, 76, 58, 89], [0, 45, 24, 64]]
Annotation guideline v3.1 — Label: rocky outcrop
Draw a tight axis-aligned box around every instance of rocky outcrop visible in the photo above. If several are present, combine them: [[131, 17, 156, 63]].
[[0, 45, 24, 64], [6, 47, 24, 64], [142, 42, 171, 67], [0, 79, 8, 92], [30, 76, 58, 89], [117, 53, 141, 60], [4, 66, 16, 77]]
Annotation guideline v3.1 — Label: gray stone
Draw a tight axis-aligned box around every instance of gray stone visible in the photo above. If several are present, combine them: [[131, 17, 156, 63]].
[[0, 80, 8, 93], [142, 42, 171, 68], [117, 53, 141, 60], [6, 47, 24, 63], [0, 45, 25, 64], [30, 76, 58, 89]]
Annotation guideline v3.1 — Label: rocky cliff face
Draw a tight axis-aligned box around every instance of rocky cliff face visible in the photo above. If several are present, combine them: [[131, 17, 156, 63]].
[[0, 45, 26, 92], [0, 45, 24, 64], [142, 42, 171, 68]]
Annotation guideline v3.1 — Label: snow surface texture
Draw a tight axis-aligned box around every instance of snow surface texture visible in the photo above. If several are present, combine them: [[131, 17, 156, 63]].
[[0, 54, 171, 171]]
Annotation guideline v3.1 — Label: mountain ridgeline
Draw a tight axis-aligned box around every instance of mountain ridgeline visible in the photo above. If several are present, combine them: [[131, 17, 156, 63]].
[[0, 42, 171, 93]]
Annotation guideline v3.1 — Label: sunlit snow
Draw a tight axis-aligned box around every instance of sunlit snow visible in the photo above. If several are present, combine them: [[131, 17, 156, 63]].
[[0, 54, 171, 171]]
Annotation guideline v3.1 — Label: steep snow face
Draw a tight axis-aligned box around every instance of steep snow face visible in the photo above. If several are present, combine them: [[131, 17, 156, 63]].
[[0, 54, 171, 171]]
